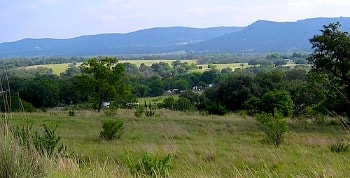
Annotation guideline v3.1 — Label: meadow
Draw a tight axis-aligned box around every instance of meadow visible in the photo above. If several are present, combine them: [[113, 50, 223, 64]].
[[3, 108, 350, 177]]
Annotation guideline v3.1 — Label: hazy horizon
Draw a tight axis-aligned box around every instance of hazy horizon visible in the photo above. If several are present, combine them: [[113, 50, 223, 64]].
[[1, 0, 350, 43]]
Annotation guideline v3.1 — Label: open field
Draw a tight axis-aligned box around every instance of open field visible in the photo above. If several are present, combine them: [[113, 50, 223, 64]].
[[4, 109, 350, 177], [138, 94, 180, 105]]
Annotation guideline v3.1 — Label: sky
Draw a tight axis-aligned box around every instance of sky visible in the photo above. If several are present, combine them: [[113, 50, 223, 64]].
[[1, 0, 350, 43]]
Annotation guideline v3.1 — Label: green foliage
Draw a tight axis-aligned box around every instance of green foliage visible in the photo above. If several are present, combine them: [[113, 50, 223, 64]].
[[20, 75, 60, 108], [11, 124, 33, 150], [256, 110, 288, 147], [266, 53, 281, 60], [308, 22, 350, 119], [209, 73, 259, 111], [206, 103, 227, 116], [68, 110, 75, 116], [208, 63, 217, 69], [160, 97, 176, 110], [274, 59, 287, 66], [100, 119, 123, 140], [125, 149, 172, 177], [174, 97, 196, 112], [329, 141, 349, 153], [73, 57, 130, 112], [244, 91, 293, 117], [32, 124, 65, 157], [144, 102, 156, 117], [159, 96, 197, 112], [0, 94, 35, 112], [259, 90, 294, 117], [135, 105, 145, 118]]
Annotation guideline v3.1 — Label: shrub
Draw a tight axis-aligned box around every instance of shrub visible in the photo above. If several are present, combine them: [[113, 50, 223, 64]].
[[11, 124, 33, 150], [206, 103, 227, 115], [160, 97, 176, 110], [144, 102, 156, 117], [100, 119, 123, 140], [32, 124, 65, 157], [329, 141, 349, 153], [174, 97, 196, 112], [256, 110, 288, 147], [135, 105, 145, 118], [125, 149, 172, 177], [68, 110, 75, 116]]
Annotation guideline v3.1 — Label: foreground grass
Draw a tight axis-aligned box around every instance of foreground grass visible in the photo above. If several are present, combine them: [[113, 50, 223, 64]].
[[4, 109, 350, 177]]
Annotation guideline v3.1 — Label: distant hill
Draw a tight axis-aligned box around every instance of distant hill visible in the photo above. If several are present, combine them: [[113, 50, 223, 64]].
[[0, 27, 242, 58], [188, 17, 350, 53], [0, 17, 350, 58]]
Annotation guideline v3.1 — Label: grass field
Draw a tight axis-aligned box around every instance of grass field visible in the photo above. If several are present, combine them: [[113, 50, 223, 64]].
[[138, 94, 180, 106], [3, 109, 350, 177]]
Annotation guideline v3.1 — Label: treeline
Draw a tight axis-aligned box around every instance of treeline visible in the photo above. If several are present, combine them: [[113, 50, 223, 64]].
[[0, 52, 308, 69], [0, 53, 346, 120], [0, 26, 346, 120]]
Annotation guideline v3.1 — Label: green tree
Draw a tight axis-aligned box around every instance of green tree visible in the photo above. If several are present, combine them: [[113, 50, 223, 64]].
[[213, 73, 259, 111], [308, 22, 350, 118], [274, 59, 287, 67], [73, 57, 129, 112], [259, 90, 294, 117], [20, 75, 59, 108], [248, 59, 259, 67]]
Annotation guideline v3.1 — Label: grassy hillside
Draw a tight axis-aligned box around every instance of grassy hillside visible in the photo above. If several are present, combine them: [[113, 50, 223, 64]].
[[4, 109, 350, 177]]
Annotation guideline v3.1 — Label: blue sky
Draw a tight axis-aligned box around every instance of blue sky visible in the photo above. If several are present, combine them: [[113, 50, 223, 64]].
[[1, 0, 350, 42]]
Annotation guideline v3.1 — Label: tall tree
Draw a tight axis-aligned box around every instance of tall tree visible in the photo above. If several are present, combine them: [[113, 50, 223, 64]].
[[72, 57, 129, 112], [308, 22, 350, 118]]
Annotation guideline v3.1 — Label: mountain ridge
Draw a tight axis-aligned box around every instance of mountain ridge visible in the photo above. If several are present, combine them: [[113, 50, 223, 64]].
[[1, 17, 350, 58]]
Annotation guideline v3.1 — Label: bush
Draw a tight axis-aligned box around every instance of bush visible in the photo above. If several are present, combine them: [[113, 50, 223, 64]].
[[135, 105, 145, 118], [68, 110, 75, 116], [100, 119, 123, 140], [144, 103, 156, 117], [160, 97, 176, 110], [11, 124, 33, 150], [0, 94, 35, 112], [125, 149, 172, 177], [32, 124, 66, 157], [329, 141, 349, 153], [174, 97, 196, 112], [256, 110, 288, 147], [206, 103, 227, 115]]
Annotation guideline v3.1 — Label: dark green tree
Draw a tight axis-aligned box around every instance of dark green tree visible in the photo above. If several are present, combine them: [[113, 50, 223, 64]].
[[20, 75, 59, 108], [214, 73, 259, 111], [274, 59, 287, 67], [308, 22, 350, 118], [72, 57, 129, 112]]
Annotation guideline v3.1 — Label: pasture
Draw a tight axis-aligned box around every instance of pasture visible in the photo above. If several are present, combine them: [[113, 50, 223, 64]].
[[3, 108, 350, 177]]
